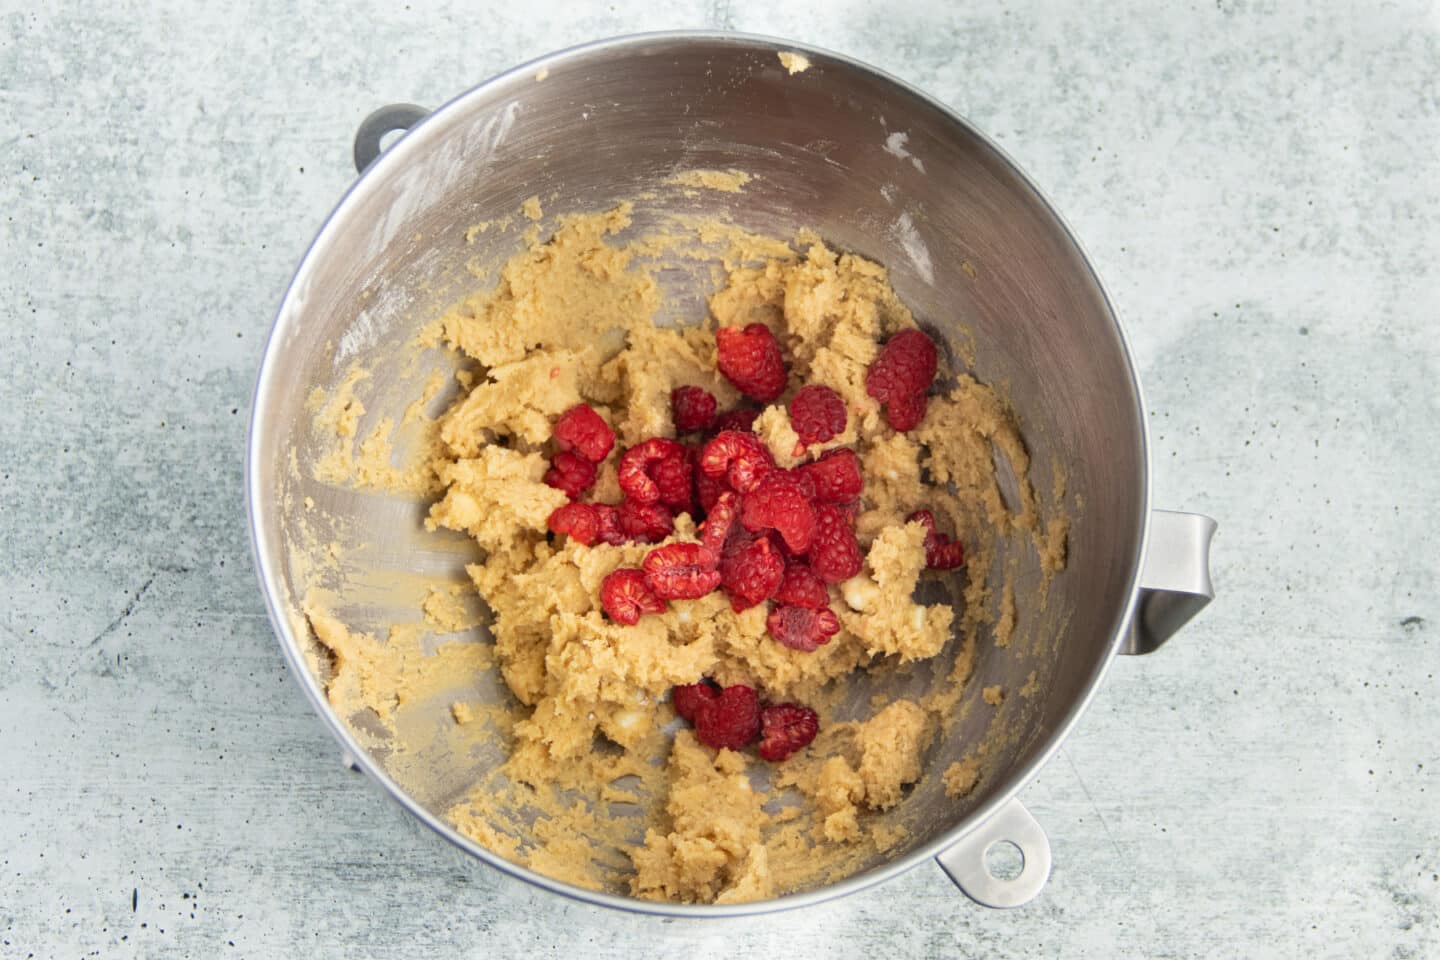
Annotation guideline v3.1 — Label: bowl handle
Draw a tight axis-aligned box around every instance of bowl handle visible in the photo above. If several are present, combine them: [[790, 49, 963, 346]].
[[1121, 509, 1218, 655], [353, 103, 430, 174], [934, 797, 1052, 907]]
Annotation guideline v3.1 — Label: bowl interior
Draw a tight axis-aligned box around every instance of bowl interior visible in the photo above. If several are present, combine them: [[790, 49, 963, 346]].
[[249, 34, 1146, 904]]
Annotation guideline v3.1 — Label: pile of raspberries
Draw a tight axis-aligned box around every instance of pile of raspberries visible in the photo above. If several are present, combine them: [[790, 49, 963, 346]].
[[540, 323, 963, 761]]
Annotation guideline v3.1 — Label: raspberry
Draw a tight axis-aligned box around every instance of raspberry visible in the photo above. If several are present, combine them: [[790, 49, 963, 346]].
[[798, 448, 863, 504], [691, 683, 761, 751], [617, 499, 674, 543], [788, 385, 847, 446], [543, 451, 596, 500], [807, 503, 863, 583], [548, 502, 600, 545], [699, 491, 740, 561], [884, 391, 928, 432], [909, 509, 937, 537], [908, 510, 966, 569], [740, 473, 816, 555], [700, 430, 775, 494], [710, 407, 761, 435], [553, 403, 615, 462], [618, 437, 689, 505], [693, 446, 730, 514], [672, 681, 719, 722], [766, 605, 841, 652], [775, 561, 829, 609], [649, 452, 695, 513], [758, 703, 820, 761], [600, 568, 665, 625], [716, 323, 787, 402], [642, 543, 723, 600], [593, 504, 626, 546], [784, 466, 818, 503], [865, 329, 938, 405], [719, 531, 785, 611], [671, 386, 718, 433], [866, 330, 937, 432]]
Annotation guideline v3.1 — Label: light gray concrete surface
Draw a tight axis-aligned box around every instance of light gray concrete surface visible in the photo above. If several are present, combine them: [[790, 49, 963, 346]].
[[2, 1, 1437, 956]]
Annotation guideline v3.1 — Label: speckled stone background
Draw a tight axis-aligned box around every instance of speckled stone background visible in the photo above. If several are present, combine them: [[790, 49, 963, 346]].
[[3, 1, 1437, 957]]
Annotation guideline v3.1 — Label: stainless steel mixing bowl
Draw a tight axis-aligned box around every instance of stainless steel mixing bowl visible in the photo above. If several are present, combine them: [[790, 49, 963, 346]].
[[246, 32, 1216, 915]]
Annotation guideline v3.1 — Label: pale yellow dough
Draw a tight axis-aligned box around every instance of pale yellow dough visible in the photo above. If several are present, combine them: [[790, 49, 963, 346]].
[[302, 202, 1067, 904]]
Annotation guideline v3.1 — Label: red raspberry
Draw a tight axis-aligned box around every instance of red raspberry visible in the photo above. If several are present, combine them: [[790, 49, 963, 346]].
[[648, 451, 695, 513], [672, 681, 719, 722], [758, 702, 820, 761], [788, 385, 847, 447], [884, 391, 928, 432], [740, 473, 816, 555], [798, 448, 863, 504], [700, 430, 775, 494], [671, 386, 718, 433], [643, 543, 723, 600], [716, 323, 787, 402], [548, 502, 600, 545], [909, 509, 937, 537], [617, 499, 674, 543], [766, 605, 841, 652], [600, 568, 666, 625], [593, 504, 626, 546], [908, 510, 966, 569], [693, 445, 731, 514], [710, 407, 761, 435], [719, 531, 785, 611], [865, 329, 938, 404], [618, 438, 689, 505], [691, 683, 761, 751], [775, 561, 829, 609], [543, 451, 596, 500], [784, 466, 818, 503], [807, 503, 863, 583], [553, 403, 615, 462], [699, 491, 740, 561]]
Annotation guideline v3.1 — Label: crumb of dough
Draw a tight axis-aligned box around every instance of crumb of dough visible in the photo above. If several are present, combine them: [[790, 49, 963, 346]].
[[451, 701, 475, 724], [807, 699, 934, 838], [521, 196, 543, 221], [840, 523, 953, 662], [855, 700, 933, 810], [982, 685, 1004, 706], [438, 349, 586, 457], [943, 755, 982, 799], [753, 404, 804, 467], [424, 445, 568, 555], [1019, 670, 1040, 699], [994, 583, 1017, 647], [777, 51, 811, 74], [667, 169, 753, 193], [422, 585, 480, 634], [629, 731, 772, 903]]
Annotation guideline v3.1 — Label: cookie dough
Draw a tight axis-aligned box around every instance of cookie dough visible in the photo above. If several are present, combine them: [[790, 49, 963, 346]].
[[301, 201, 1067, 903]]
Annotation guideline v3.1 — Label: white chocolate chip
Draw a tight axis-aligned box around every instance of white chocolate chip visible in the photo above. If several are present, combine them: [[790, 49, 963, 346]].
[[614, 709, 645, 732], [842, 575, 880, 612]]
